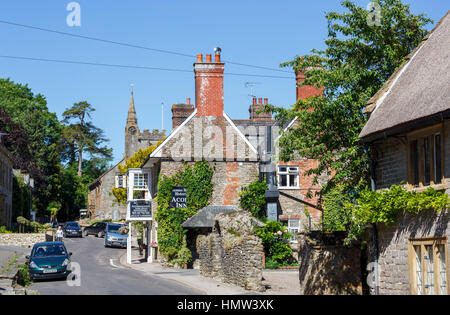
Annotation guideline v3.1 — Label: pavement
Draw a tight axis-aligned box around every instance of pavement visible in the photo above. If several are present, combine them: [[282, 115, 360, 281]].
[[119, 251, 300, 295]]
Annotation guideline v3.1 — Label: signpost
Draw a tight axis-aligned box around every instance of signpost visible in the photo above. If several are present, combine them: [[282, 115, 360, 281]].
[[170, 186, 187, 208], [128, 200, 152, 220]]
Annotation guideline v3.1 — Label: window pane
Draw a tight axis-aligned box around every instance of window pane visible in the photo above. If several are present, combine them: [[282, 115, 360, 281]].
[[279, 166, 287, 173], [435, 134, 442, 184], [415, 245, 423, 295], [424, 137, 431, 186], [289, 175, 297, 187], [410, 140, 419, 186], [280, 174, 287, 187], [425, 245, 434, 295], [438, 245, 447, 295]]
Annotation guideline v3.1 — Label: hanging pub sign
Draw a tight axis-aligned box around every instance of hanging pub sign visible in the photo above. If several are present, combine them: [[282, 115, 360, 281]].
[[127, 200, 152, 221], [171, 186, 187, 208]]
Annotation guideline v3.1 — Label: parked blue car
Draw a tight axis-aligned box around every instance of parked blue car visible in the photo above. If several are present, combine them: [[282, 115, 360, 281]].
[[104, 223, 128, 248], [27, 242, 72, 280], [64, 221, 82, 238]]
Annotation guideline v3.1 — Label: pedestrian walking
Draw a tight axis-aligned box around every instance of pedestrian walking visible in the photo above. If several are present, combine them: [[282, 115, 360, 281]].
[[56, 225, 64, 242]]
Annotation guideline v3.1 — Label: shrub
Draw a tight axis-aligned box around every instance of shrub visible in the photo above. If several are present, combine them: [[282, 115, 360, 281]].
[[239, 180, 267, 221], [255, 221, 294, 264], [0, 226, 12, 234]]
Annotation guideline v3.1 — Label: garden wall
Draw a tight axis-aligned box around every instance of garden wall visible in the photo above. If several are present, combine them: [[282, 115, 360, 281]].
[[196, 211, 265, 292], [298, 231, 362, 295], [0, 232, 49, 248]]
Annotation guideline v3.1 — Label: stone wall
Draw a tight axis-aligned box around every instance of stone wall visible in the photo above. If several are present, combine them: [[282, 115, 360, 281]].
[[196, 211, 265, 292], [298, 231, 362, 295], [366, 209, 450, 295], [0, 233, 48, 248], [372, 136, 407, 190], [88, 162, 126, 220]]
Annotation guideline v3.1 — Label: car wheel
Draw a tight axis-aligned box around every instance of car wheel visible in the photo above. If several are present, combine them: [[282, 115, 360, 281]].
[[83, 230, 88, 237], [98, 231, 104, 238]]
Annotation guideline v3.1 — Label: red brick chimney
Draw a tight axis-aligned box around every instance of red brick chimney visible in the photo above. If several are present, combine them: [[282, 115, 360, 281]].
[[194, 51, 225, 116], [295, 66, 324, 101], [249, 97, 272, 121], [172, 97, 194, 130]]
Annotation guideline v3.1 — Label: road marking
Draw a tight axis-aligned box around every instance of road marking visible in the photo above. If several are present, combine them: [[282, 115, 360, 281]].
[[110, 259, 121, 269]]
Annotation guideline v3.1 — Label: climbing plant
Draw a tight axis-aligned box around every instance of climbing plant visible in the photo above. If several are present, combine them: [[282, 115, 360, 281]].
[[344, 185, 450, 243], [111, 141, 163, 206], [155, 161, 214, 264], [239, 180, 267, 221]]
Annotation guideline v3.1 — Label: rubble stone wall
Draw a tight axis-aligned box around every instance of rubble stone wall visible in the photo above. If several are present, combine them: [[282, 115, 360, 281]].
[[196, 211, 265, 292], [0, 233, 47, 248], [298, 231, 362, 295]]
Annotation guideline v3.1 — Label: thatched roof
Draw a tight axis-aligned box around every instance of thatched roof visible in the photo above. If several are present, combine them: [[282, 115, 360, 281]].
[[359, 11, 450, 140]]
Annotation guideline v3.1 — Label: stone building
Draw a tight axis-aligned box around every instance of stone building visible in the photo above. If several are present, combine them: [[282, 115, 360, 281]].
[[87, 92, 165, 220], [134, 50, 326, 266], [359, 11, 450, 295], [0, 139, 13, 228]]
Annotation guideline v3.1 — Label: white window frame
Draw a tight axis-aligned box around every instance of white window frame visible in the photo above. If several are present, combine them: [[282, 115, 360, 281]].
[[115, 174, 127, 188], [277, 165, 299, 189], [287, 219, 300, 243]]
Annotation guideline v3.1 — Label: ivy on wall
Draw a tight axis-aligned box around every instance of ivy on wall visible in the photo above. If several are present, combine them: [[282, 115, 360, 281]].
[[155, 161, 214, 264], [344, 185, 450, 243], [239, 180, 267, 221]]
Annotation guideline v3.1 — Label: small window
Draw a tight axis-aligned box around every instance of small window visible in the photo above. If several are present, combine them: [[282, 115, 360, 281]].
[[288, 219, 300, 243], [278, 166, 299, 189], [115, 175, 127, 188], [409, 237, 449, 295], [133, 174, 148, 190], [407, 126, 444, 188]]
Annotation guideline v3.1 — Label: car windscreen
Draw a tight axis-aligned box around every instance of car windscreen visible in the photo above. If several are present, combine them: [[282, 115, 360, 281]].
[[66, 223, 79, 228], [107, 224, 124, 233], [32, 244, 67, 257]]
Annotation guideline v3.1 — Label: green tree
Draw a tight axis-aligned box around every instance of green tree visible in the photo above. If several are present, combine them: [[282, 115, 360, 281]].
[[61, 101, 112, 177], [0, 78, 63, 217], [267, 0, 432, 199]]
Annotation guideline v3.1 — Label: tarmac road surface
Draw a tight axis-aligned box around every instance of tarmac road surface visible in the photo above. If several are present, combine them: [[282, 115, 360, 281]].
[[28, 235, 203, 295]]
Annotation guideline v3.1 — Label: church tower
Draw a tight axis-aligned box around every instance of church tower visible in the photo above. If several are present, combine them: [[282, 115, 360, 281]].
[[124, 91, 140, 159]]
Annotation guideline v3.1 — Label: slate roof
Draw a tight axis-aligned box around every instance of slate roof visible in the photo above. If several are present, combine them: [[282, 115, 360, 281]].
[[359, 11, 450, 140], [181, 205, 238, 228]]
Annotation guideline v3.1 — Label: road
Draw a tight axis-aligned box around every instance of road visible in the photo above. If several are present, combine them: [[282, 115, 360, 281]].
[[28, 235, 203, 295]]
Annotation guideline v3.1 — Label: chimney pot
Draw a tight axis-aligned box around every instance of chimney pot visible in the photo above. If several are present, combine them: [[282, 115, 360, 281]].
[[264, 98, 268, 105], [186, 97, 191, 104], [253, 97, 257, 105], [258, 98, 262, 105], [215, 53, 221, 63], [206, 54, 212, 63], [197, 54, 203, 63]]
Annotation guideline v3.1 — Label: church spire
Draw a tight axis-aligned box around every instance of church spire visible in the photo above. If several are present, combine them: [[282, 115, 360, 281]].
[[125, 87, 140, 159], [127, 90, 138, 124]]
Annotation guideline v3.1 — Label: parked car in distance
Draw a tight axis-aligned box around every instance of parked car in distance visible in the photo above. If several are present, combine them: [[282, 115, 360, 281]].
[[26, 242, 72, 281], [104, 223, 128, 248], [64, 221, 82, 238], [83, 221, 107, 238]]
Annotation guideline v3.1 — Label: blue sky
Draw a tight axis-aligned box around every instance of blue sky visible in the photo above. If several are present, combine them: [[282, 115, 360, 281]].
[[0, 0, 448, 165]]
